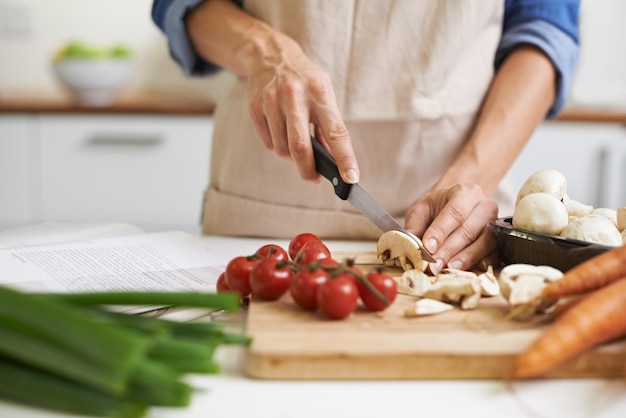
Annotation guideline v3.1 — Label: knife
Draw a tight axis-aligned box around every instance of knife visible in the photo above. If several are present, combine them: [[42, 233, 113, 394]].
[[311, 136, 436, 263]]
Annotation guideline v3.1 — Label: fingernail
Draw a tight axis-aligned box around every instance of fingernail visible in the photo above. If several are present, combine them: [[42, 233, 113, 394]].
[[448, 259, 463, 270], [344, 169, 359, 183], [431, 259, 443, 275], [426, 239, 438, 253]]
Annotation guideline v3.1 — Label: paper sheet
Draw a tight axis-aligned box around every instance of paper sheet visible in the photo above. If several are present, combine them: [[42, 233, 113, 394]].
[[0, 228, 223, 295]]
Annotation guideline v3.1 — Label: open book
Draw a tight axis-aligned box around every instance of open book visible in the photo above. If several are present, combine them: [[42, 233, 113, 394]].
[[0, 223, 224, 313]]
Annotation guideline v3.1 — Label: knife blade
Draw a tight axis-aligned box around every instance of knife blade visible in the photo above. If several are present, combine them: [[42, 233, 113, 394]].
[[311, 136, 436, 263]]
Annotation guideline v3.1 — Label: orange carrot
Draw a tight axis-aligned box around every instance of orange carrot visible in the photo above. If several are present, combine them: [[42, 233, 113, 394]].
[[542, 244, 626, 299], [513, 277, 626, 378]]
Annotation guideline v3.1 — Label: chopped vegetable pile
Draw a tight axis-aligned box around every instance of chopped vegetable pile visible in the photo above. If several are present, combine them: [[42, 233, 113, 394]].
[[0, 286, 249, 417]]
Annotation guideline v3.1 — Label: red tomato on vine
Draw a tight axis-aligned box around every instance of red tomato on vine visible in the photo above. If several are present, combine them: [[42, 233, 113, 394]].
[[249, 258, 294, 301], [224, 255, 258, 298], [288, 233, 322, 260], [255, 244, 289, 261], [294, 240, 331, 265], [290, 265, 329, 310], [317, 276, 359, 319], [358, 269, 397, 312]]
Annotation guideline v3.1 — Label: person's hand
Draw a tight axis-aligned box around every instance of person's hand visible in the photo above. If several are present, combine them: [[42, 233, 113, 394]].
[[404, 183, 499, 274], [245, 37, 360, 184]]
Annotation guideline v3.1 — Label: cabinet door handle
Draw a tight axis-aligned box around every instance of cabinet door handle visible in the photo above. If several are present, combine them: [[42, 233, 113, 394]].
[[85, 134, 163, 147]]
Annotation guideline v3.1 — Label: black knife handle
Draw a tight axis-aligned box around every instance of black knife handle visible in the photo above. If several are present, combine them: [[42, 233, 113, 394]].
[[311, 136, 353, 200]]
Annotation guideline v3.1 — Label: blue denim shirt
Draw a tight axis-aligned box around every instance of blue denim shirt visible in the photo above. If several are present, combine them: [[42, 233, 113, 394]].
[[151, 0, 580, 118]]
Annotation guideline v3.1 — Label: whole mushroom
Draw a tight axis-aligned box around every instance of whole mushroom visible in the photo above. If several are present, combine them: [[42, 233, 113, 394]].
[[562, 194, 593, 219], [515, 168, 567, 206], [560, 214, 622, 246], [512, 192, 569, 236]]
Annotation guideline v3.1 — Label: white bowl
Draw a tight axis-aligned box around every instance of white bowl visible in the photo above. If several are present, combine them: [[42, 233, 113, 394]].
[[53, 59, 133, 106]]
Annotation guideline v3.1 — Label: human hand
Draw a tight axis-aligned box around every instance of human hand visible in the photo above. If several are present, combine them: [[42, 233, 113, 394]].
[[245, 37, 359, 184], [404, 183, 499, 274]]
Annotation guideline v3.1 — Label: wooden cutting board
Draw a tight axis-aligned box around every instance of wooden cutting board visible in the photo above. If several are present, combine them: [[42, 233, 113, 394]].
[[244, 251, 626, 380]]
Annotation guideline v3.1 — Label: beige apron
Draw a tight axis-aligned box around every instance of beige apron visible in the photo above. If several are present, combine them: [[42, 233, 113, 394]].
[[201, 0, 515, 239]]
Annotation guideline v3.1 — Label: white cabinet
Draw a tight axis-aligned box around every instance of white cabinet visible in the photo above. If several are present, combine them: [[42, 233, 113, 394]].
[[0, 114, 213, 233], [506, 121, 626, 209], [0, 115, 38, 228]]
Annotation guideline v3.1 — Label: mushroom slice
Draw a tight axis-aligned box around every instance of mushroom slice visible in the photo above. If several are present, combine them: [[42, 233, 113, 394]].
[[617, 207, 626, 232], [436, 268, 477, 280], [396, 269, 432, 297], [422, 277, 482, 310], [377, 230, 426, 272], [477, 265, 499, 297], [404, 298, 455, 317], [498, 264, 563, 320]]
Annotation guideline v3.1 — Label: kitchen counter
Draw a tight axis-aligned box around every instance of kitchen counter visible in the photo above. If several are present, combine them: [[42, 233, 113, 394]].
[[2, 91, 626, 123], [0, 233, 624, 418], [0, 91, 215, 116]]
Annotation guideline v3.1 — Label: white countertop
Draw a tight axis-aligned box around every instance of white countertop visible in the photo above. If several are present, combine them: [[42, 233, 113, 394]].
[[1, 232, 625, 418]]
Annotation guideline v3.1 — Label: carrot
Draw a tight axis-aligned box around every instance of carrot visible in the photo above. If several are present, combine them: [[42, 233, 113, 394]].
[[542, 244, 626, 299], [512, 277, 626, 378]]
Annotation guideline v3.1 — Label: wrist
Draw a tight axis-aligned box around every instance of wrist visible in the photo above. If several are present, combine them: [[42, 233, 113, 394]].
[[236, 22, 304, 76]]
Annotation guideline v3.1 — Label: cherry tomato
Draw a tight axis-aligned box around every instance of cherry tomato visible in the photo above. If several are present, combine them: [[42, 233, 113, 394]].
[[317, 276, 359, 320], [216, 272, 232, 294], [337, 261, 364, 284], [249, 258, 294, 301], [294, 240, 331, 265], [255, 244, 289, 261], [288, 233, 322, 260], [358, 269, 397, 312], [224, 255, 258, 298], [317, 257, 340, 269], [290, 265, 329, 310]]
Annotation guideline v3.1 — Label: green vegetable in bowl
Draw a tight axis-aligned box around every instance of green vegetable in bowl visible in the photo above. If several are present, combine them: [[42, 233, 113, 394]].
[[54, 40, 133, 61]]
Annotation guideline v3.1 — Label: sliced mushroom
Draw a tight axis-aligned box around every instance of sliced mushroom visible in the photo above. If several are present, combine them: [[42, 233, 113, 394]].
[[377, 230, 426, 272], [560, 214, 622, 246], [513, 192, 569, 236], [396, 269, 432, 297], [617, 207, 626, 232], [477, 265, 499, 297], [498, 264, 563, 320], [404, 298, 455, 317], [436, 268, 477, 280], [422, 276, 482, 310], [515, 168, 567, 206]]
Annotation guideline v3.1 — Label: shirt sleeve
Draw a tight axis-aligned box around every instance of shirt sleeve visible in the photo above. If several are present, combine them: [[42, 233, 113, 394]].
[[496, 0, 581, 119], [151, 0, 230, 76]]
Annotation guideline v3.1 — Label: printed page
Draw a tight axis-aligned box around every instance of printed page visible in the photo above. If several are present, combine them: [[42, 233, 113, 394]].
[[0, 230, 223, 295], [0, 222, 146, 250]]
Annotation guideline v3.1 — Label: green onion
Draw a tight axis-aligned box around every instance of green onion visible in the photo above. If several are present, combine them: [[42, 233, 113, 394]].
[[44, 291, 241, 312], [0, 286, 250, 417], [0, 286, 149, 394], [0, 358, 147, 418]]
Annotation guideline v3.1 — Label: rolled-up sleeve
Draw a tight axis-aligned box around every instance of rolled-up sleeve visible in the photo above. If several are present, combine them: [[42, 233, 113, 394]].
[[151, 0, 224, 76], [496, 0, 581, 118]]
